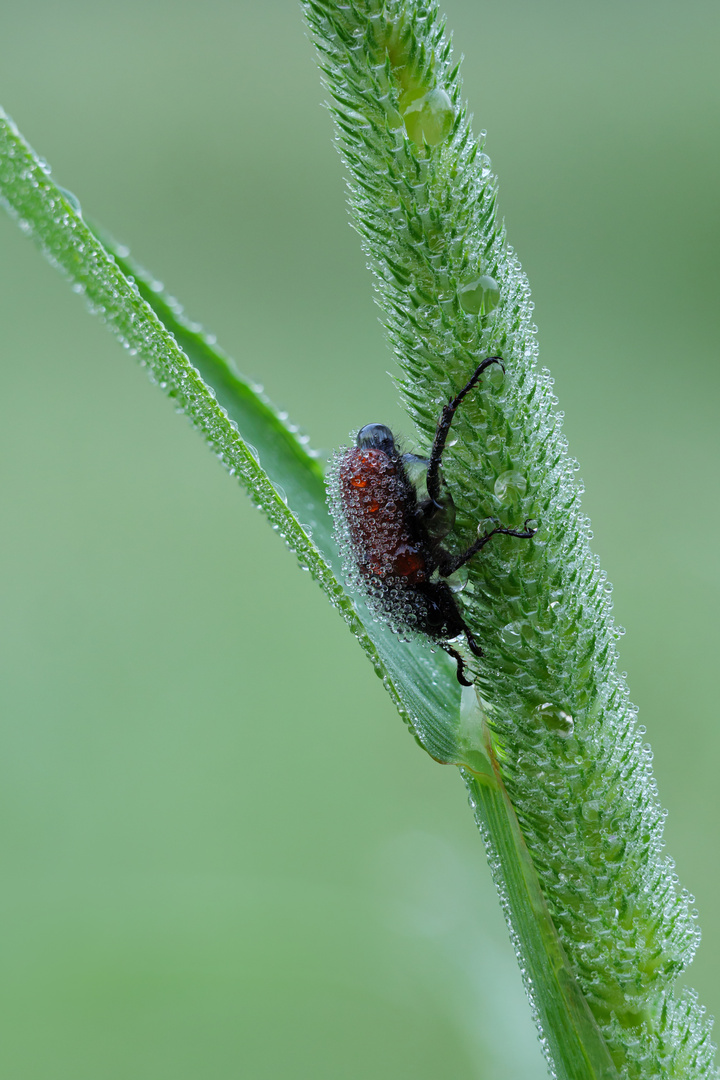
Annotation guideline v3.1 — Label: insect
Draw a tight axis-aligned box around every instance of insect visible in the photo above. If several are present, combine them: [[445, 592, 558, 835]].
[[332, 357, 536, 685]]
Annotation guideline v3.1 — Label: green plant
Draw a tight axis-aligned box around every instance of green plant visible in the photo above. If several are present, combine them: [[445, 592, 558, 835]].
[[0, 1, 716, 1078]]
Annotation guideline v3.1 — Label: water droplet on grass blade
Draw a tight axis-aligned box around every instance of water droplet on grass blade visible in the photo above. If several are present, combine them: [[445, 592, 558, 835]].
[[57, 186, 82, 215], [582, 800, 602, 823], [494, 469, 527, 503], [458, 274, 500, 315], [501, 622, 523, 647], [401, 88, 454, 147], [537, 703, 574, 738]]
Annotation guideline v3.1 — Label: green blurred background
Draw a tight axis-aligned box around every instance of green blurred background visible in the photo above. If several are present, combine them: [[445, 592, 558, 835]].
[[0, 1, 718, 1077]]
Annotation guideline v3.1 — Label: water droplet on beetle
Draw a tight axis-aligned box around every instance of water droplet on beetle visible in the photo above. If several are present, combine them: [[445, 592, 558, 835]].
[[484, 360, 505, 390], [445, 566, 468, 593]]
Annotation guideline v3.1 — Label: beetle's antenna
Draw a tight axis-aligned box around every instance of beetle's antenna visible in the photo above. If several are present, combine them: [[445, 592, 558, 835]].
[[425, 357, 504, 508]]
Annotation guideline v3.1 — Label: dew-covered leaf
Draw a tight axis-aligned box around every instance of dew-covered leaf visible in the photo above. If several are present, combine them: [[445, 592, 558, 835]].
[[0, 105, 462, 767]]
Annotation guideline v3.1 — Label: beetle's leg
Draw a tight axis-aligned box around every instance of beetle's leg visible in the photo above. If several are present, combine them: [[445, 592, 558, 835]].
[[402, 453, 457, 533], [426, 356, 504, 508], [463, 625, 484, 658], [438, 519, 537, 577], [440, 642, 474, 686]]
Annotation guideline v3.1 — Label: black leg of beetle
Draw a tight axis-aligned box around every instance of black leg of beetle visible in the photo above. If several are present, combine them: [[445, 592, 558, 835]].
[[463, 625, 484, 658], [441, 643, 473, 687], [425, 356, 505, 510], [438, 519, 537, 577]]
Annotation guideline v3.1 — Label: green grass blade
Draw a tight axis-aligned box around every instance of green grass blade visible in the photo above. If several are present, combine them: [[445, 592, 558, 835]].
[[91, 226, 334, 564], [0, 106, 360, 653], [86, 225, 465, 764], [0, 104, 460, 763], [461, 720, 620, 1078]]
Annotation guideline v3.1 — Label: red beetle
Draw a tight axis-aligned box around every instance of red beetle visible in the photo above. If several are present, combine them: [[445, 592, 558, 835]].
[[332, 357, 536, 685]]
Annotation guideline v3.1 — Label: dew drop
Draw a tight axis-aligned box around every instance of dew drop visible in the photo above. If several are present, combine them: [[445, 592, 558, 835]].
[[484, 360, 505, 391], [458, 274, 501, 316], [582, 800, 602, 823], [501, 621, 523, 647], [444, 566, 468, 593], [494, 469, 528, 503], [401, 87, 454, 147], [57, 186, 82, 215], [537, 702, 574, 738]]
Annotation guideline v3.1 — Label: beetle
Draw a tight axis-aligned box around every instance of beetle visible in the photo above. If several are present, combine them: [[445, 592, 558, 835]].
[[332, 356, 536, 685]]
